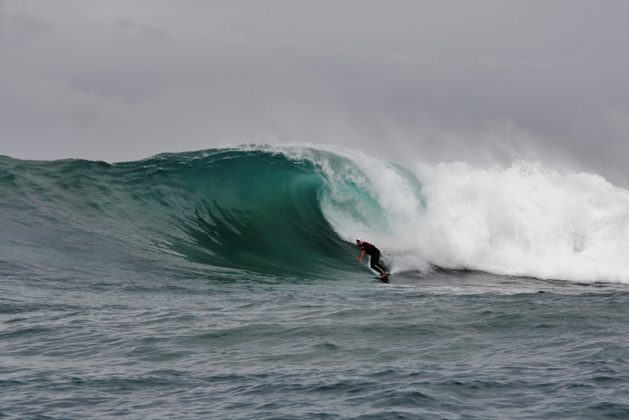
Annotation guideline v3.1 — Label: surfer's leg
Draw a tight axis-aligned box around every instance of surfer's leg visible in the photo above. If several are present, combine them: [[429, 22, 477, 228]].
[[375, 262, 388, 274], [370, 253, 385, 275], [371, 252, 389, 276]]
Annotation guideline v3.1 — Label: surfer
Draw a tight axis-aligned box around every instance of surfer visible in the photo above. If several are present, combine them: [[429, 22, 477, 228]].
[[356, 239, 390, 279]]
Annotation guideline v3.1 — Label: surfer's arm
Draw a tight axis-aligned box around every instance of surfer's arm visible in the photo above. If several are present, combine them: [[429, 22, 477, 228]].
[[357, 250, 365, 261]]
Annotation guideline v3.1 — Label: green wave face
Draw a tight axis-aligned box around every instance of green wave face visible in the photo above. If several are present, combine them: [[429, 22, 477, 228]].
[[164, 150, 355, 276], [0, 147, 394, 279]]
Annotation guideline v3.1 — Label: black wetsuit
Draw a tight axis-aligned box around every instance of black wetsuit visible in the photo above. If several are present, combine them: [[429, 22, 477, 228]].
[[360, 242, 388, 275]]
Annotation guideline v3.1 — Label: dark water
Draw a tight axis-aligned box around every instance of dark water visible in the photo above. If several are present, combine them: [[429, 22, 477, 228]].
[[3, 271, 629, 419], [2, 147, 629, 418]]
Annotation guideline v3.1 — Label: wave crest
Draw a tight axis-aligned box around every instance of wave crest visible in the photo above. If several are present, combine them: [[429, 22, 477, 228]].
[[3, 146, 629, 282]]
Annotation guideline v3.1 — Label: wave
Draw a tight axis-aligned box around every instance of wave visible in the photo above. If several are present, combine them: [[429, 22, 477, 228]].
[[1, 145, 629, 282]]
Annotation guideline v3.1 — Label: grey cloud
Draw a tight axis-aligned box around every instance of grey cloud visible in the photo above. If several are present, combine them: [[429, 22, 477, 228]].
[[1, 0, 628, 185], [2, 9, 53, 46], [115, 20, 171, 41]]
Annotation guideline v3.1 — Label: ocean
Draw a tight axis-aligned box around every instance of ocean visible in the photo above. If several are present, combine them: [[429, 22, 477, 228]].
[[2, 145, 629, 419]]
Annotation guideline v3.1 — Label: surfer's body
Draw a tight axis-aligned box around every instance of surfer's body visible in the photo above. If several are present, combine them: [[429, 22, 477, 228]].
[[356, 239, 389, 279]]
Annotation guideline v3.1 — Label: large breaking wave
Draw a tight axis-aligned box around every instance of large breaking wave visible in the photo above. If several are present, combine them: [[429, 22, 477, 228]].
[[1, 144, 629, 282]]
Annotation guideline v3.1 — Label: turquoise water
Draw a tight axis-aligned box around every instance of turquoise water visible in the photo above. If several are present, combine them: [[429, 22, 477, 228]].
[[2, 147, 629, 418]]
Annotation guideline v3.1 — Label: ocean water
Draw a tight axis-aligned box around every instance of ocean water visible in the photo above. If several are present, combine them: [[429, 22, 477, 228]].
[[2, 145, 629, 419]]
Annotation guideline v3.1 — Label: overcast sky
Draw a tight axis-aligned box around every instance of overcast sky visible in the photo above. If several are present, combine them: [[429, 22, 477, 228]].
[[2, 1, 629, 183]]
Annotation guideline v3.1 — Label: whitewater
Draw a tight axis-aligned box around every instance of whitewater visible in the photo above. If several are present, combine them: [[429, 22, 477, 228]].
[[2, 144, 629, 418], [286, 145, 629, 282]]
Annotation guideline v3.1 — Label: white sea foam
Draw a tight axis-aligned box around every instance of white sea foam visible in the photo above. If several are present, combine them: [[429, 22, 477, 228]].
[[262, 143, 629, 283], [413, 161, 629, 282], [312, 148, 629, 283]]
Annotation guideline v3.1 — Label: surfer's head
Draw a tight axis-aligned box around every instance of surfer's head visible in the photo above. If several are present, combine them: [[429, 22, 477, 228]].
[[356, 238, 363, 246]]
